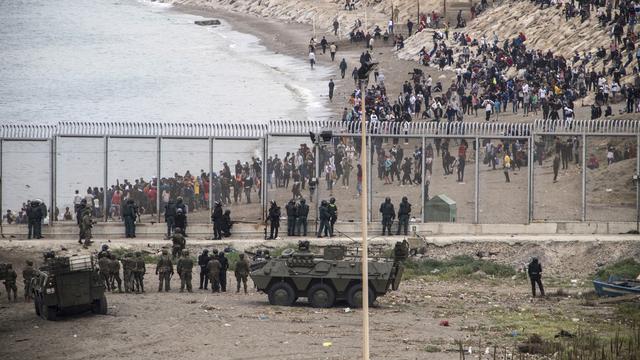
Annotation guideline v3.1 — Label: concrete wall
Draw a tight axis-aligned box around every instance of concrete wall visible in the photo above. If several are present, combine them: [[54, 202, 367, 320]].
[[3, 220, 637, 240]]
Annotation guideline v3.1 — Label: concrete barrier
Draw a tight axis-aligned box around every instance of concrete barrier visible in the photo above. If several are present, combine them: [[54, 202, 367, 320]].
[[2, 220, 637, 240]]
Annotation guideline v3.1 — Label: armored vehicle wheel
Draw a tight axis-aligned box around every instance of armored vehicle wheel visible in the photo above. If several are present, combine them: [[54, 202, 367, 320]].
[[91, 295, 108, 315], [42, 304, 58, 321], [346, 283, 376, 308], [268, 282, 295, 306], [307, 283, 336, 308]]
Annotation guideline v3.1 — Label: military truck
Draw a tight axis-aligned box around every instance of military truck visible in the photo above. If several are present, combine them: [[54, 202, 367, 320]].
[[250, 241, 407, 308], [31, 254, 107, 321]]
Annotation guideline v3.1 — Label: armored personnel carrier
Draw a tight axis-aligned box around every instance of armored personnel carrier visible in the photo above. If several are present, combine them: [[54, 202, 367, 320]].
[[250, 241, 407, 308], [31, 253, 107, 321]]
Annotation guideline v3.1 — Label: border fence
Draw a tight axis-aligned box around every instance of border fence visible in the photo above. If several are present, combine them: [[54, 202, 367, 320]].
[[1, 120, 638, 229]]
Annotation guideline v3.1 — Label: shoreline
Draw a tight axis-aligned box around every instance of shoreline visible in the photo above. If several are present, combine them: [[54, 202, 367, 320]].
[[171, 3, 344, 120]]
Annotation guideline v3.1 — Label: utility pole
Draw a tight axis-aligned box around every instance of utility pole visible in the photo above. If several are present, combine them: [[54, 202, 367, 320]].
[[359, 76, 370, 360], [443, 0, 447, 25], [417, 0, 420, 30]]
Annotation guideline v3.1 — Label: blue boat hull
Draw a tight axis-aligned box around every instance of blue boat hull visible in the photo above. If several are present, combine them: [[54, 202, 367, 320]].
[[593, 279, 640, 297]]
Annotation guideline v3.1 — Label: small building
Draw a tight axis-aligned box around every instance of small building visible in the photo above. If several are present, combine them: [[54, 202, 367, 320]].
[[424, 194, 457, 222]]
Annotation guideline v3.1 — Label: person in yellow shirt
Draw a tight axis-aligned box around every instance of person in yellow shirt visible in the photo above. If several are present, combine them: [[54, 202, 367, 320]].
[[503, 153, 511, 183]]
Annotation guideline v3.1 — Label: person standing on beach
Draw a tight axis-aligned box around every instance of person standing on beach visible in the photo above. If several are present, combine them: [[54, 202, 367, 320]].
[[328, 79, 335, 101], [339, 58, 347, 78], [329, 43, 337, 61], [309, 51, 316, 69]]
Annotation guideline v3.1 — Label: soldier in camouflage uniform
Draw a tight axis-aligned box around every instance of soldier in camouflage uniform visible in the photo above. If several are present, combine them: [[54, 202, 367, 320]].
[[155, 248, 173, 292], [171, 227, 186, 259], [98, 254, 112, 291], [22, 260, 36, 302], [133, 252, 146, 293], [4, 264, 18, 302], [80, 206, 94, 248], [122, 253, 134, 293], [109, 254, 123, 293], [176, 250, 194, 293], [234, 253, 251, 294], [206, 252, 221, 293]]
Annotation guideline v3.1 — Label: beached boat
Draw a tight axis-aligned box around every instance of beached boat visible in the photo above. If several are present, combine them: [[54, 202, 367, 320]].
[[593, 276, 640, 297]]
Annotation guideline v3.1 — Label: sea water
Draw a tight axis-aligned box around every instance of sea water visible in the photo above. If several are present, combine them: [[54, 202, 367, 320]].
[[0, 0, 332, 214]]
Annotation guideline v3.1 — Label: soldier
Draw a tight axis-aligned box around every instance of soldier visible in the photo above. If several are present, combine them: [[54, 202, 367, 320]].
[[267, 201, 281, 240], [164, 199, 177, 238], [206, 252, 221, 293], [122, 253, 134, 293], [109, 254, 123, 293], [221, 209, 233, 237], [379, 197, 396, 236], [234, 253, 251, 294], [98, 244, 111, 259], [218, 251, 229, 292], [176, 250, 194, 293], [22, 260, 36, 302], [76, 199, 88, 244], [285, 199, 297, 236], [98, 253, 112, 291], [171, 227, 186, 259], [133, 252, 146, 293], [155, 248, 174, 292], [328, 197, 338, 237], [396, 196, 412, 235], [317, 200, 330, 238], [211, 202, 223, 240], [80, 206, 94, 248], [122, 198, 137, 238], [198, 249, 210, 290], [527, 257, 545, 297], [4, 264, 18, 302], [296, 198, 309, 236]]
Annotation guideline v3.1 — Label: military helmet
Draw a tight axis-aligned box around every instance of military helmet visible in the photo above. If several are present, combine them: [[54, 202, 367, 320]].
[[402, 196, 408, 202], [202, 249, 209, 254], [330, 197, 336, 203], [385, 197, 391, 202], [101, 244, 109, 251]]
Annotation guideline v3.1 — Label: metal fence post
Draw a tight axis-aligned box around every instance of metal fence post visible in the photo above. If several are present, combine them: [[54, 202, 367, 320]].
[[50, 137, 56, 223], [637, 134, 639, 232], [0, 139, 3, 225], [315, 140, 320, 232], [157, 137, 161, 224], [262, 136, 267, 222], [367, 135, 372, 222], [103, 136, 109, 222], [581, 133, 587, 221], [209, 137, 214, 220], [474, 136, 480, 224], [421, 136, 426, 222], [527, 134, 533, 223]]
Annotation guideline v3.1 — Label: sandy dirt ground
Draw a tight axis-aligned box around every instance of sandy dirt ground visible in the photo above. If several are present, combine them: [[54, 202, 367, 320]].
[[1, 238, 639, 360]]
